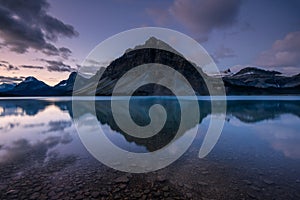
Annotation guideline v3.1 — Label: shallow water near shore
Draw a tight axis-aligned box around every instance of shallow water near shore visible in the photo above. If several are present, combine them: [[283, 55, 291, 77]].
[[0, 97, 300, 199]]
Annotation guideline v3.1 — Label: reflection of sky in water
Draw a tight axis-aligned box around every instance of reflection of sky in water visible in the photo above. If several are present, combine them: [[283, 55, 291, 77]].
[[253, 114, 300, 159], [0, 98, 299, 168], [216, 113, 300, 159], [0, 104, 77, 164]]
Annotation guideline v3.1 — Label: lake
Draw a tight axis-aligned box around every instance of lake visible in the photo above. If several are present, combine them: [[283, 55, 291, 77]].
[[0, 97, 300, 199]]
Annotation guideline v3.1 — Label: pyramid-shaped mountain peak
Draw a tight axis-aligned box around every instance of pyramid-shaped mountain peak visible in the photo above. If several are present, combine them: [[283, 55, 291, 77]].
[[144, 36, 166, 45], [125, 36, 181, 55]]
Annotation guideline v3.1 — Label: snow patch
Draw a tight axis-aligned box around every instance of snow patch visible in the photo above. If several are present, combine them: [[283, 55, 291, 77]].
[[24, 77, 36, 82]]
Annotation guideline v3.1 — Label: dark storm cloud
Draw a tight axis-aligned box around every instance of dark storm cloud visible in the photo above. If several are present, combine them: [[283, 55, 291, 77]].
[[21, 65, 44, 70], [42, 59, 75, 72], [42, 15, 78, 41], [0, 0, 78, 57]]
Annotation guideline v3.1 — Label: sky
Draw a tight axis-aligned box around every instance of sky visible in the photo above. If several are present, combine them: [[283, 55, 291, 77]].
[[0, 0, 300, 86]]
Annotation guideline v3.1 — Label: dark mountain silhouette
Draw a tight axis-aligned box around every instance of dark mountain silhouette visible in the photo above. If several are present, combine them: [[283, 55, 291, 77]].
[[7, 77, 53, 96], [53, 72, 86, 95], [0, 72, 86, 96], [0, 83, 16, 93], [93, 48, 210, 95], [234, 67, 281, 76], [73, 37, 213, 96], [0, 37, 300, 96]]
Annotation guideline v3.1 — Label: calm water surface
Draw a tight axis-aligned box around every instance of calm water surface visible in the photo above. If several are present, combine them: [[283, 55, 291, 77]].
[[0, 97, 299, 199]]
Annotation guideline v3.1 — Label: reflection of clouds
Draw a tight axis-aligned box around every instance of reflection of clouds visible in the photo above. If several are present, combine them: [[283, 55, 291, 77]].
[[43, 120, 72, 133], [23, 123, 45, 128], [0, 133, 73, 165], [253, 114, 300, 159], [0, 100, 76, 176], [0, 122, 20, 132], [61, 133, 73, 144]]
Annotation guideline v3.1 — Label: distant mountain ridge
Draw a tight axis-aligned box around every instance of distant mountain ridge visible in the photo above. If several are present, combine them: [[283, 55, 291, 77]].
[[1, 37, 300, 96], [0, 72, 85, 96], [233, 67, 281, 76], [223, 67, 300, 94]]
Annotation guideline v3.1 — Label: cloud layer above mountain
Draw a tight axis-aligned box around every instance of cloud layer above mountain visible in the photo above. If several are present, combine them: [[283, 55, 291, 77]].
[[0, 60, 19, 71], [0, 75, 24, 83], [42, 60, 75, 72]]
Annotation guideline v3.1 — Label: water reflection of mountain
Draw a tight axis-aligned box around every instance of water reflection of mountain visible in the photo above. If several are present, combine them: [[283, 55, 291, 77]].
[[2, 98, 300, 122], [72, 99, 186, 152], [0, 100, 52, 116], [94, 99, 188, 152], [0, 98, 300, 151], [73, 99, 300, 152], [227, 100, 300, 123], [1, 99, 300, 151]]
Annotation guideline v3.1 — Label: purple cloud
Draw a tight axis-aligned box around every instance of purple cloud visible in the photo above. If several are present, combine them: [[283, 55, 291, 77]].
[[146, 8, 171, 26], [213, 45, 236, 63], [42, 59, 75, 72], [170, 0, 242, 41], [0, 61, 19, 70], [146, 0, 243, 42], [256, 31, 300, 74], [0, 75, 24, 83]]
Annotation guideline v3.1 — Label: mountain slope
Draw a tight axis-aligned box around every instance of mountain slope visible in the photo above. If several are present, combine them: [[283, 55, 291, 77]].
[[76, 37, 211, 96], [54, 72, 79, 95], [0, 83, 16, 93]]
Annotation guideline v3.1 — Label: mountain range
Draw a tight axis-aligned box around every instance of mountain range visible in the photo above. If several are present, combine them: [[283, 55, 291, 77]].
[[1, 37, 300, 96], [0, 73, 79, 96]]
